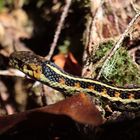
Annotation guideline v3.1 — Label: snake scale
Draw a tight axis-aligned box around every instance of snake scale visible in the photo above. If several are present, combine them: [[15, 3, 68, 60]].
[[9, 51, 140, 117]]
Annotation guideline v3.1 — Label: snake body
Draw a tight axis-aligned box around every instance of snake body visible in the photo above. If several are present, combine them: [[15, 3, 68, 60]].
[[9, 51, 140, 112]]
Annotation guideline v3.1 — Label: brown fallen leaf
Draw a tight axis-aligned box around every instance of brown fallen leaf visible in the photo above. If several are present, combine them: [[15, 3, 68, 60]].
[[53, 53, 66, 68], [0, 93, 105, 134], [43, 93, 105, 125], [53, 52, 82, 76]]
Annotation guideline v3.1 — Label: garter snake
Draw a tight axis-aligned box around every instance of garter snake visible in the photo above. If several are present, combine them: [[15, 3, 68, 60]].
[[9, 51, 140, 114]]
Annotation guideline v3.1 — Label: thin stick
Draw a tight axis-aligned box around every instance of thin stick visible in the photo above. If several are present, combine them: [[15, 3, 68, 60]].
[[97, 12, 140, 79], [46, 0, 72, 60], [0, 69, 25, 77]]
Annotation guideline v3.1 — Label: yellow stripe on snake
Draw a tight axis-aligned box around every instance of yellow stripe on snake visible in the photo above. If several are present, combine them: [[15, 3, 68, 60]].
[[9, 51, 140, 114]]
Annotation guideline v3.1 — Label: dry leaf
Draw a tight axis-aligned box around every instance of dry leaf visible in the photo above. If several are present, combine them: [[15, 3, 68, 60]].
[[53, 52, 82, 76], [0, 93, 105, 134]]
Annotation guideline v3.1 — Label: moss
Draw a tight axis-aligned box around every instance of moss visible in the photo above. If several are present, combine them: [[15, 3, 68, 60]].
[[91, 41, 113, 64], [103, 47, 140, 86], [92, 41, 140, 86]]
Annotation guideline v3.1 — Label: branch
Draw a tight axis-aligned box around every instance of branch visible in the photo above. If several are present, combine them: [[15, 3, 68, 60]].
[[46, 0, 72, 60], [0, 69, 25, 77]]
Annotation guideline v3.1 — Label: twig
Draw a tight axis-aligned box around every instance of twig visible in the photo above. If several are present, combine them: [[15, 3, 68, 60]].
[[46, 0, 72, 60], [96, 12, 140, 79], [44, 0, 72, 104], [0, 69, 25, 77]]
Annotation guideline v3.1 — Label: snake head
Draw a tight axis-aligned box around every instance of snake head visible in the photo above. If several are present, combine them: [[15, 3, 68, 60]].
[[9, 51, 45, 79]]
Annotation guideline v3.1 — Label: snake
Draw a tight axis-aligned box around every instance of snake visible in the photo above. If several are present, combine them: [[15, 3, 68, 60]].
[[9, 51, 140, 115]]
